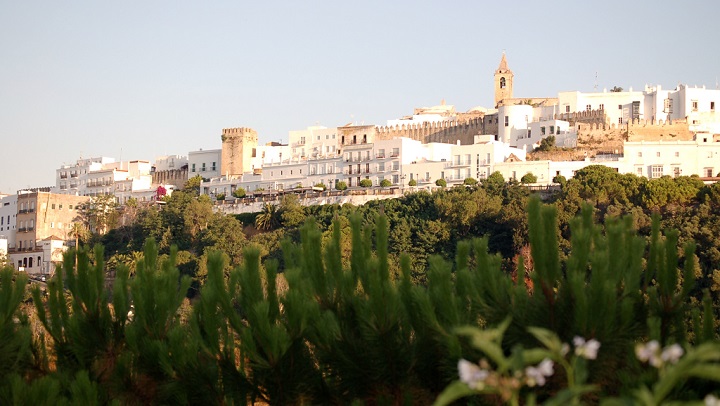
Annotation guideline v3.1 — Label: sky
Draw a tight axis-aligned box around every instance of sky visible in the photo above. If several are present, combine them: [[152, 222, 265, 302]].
[[1, 1, 719, 193]]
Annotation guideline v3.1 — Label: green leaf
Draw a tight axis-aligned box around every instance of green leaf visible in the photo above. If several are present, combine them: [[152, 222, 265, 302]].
[[432, 381, 478, 406]]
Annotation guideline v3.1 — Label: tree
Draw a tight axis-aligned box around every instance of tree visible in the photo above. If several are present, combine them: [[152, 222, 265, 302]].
[[184, 198, 214, 242], [78, 194, 118, 236], [359, 179, 373, 188], [232, 187, 246, 199], [255, 203, 281, 231], [483, 171, 505, 196], [68, 221, 90, 249], [463, 178, 477, 186], [408, 179, 417, 187], [279, 194, 305, 228], [610, 86, 623, 92], [183, 175, 203, 196], [381, 179, 392, 188], [534, 135, 556, 152], [521, 172, 538, 184], [336, 181, 348, 191], [552, 174, 567, 186], [435, 179, 447, 188]]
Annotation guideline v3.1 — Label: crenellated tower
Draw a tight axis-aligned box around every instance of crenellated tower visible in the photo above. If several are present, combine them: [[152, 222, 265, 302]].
[[221, 127, 258, 178], [494, 52, 514, 107]]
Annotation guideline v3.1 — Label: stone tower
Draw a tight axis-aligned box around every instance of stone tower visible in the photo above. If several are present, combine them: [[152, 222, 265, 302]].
[[221, 127, 258, 178], [494, 52, 514, 107]]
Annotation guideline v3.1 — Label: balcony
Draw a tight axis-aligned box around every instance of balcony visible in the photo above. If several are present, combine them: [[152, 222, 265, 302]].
[[70, 173, 78, 178], [18, 227, 27, 232], [19, 209, 28, 214], [376, 154, 386, 159], [60, 174, 67, 179]]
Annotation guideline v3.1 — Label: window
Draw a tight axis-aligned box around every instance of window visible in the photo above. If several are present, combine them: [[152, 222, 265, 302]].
[[705, 168, 714, 177], [599, 104, 604, 110], [638, 152, 642, 157], [392, 161, 399, 171], [59, 204, 62, 209], [692, 100, 698, 111], [378, 163, 385, 172], [504, 116, 509, 127], [212, 162, 216, 171], [69, 205, 73, 209], [618, 117, 623, 124], [712, 101, 716, 111], [391, 148, 399, 157], [673, 167, 681, 177], [51, 204, 55, 209], [618, 104, 622, 110], [565, 105, 570, 113], [201, 163, 206, 171], [377, 149, 385, 158], [550, 126, 555, 135], [500, 77, 506, 89], [651, 165, 663, 178], [191, 164, 196, 172], [541, 127, 546, 135], [50, 222, 54, 228], [675, 151, 680, 158], [586, 104, 592, 111], [393, 174, 399, 184], [656, 152, 661, 158]]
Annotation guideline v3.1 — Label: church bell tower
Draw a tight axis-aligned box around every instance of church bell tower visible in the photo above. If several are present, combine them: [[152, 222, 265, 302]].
[[494, 52, 514, 107]]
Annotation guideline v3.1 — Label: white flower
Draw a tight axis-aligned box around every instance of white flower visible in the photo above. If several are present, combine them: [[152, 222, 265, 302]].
[[525, 358, 554, 387], [458, 359, 489, 390], [560, 343, 570, 356], [705, 394, 720, 406], [660, 344, 684, 364], [635, 341, 664, 367], [635, 340, 660, 362], [573, 336, 601, 360]]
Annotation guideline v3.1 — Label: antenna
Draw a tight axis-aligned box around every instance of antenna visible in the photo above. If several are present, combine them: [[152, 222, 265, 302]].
[[594, 71, 598, 91]]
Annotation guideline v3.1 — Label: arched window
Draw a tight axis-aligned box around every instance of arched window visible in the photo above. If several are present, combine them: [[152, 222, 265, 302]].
[[500, 77, 506, 89]]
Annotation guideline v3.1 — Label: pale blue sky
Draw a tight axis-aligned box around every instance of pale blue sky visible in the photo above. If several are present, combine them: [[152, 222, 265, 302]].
[[1, 1, 719, 193]]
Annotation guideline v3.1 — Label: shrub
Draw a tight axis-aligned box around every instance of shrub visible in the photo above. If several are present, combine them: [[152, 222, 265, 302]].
[[435, 178, 447, 187], [408, 179, 417, 187], [463, 177, 477, 186], [335, 181, 347, 191], [232, 187, 246, 198], [520, 172, 538, 184], [215, 193, 225, 201], [380, 179, 392, 187], [359, 179, 373, 188]]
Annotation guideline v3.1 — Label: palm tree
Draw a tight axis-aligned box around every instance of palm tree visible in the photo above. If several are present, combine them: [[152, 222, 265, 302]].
[[255, 203, 281, 230], [68, 221, 89, 249]]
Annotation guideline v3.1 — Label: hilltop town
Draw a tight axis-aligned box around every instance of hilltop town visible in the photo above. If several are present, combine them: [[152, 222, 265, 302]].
[[1, 53, 719, 274]]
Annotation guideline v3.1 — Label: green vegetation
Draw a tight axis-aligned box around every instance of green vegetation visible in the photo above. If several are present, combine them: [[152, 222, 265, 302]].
[[335, 181, 347, 191], [521, 172, 538, 184], [534, 135, 556, 152], [232, 187, 246, 199], [359, 178, 373, 188], [2, 192, 720, 404], [381, 179, 392, 187], [436, 178, 447, 187], [408, 179, 417, 187]]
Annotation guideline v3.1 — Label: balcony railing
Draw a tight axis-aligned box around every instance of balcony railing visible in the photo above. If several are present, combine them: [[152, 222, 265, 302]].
[[18, 227, 27, 232], [70, 173, 78, 178], [60, 174, 67, 179], [18, 209, 28, 214]]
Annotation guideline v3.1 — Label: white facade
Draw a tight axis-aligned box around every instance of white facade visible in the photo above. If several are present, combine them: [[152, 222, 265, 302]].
[[188, 149, 221, 179], [288, 126, 340, 161], [0, 194, 17, 249], [620, 138, 720, 179], [154, 155, 188, 172]]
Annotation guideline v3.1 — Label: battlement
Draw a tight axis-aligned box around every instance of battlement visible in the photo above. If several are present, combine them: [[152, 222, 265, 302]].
[[376, 117, 486, 145]]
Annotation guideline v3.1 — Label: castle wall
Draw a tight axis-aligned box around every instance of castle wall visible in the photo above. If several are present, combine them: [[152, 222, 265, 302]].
[[375, 116, 487, 146]]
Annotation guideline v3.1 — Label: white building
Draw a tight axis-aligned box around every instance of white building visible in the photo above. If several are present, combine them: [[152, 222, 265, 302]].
[[0, 194, 17, 250], [188, 149, 221, 179], [621, 136, 720, 179], [154, 155, 188, 172]]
